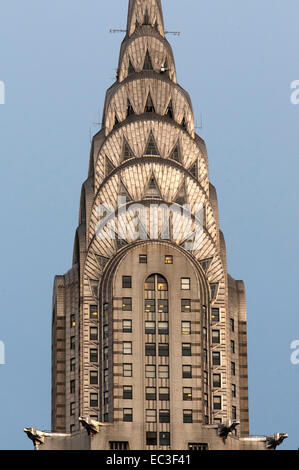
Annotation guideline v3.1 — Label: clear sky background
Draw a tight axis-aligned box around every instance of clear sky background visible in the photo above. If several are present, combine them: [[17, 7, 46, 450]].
[[0, 0, 298, 450]]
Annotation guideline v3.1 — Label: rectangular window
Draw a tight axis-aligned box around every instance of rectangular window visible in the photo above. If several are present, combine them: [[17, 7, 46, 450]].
[[144, 275, 155, 291], [181, 278, 191, 290], [104, 346, 109, 361], [210, 283, 219, 300], [230, 318, 235, 332], [232, 406, 237, 420], [213, 396, 222, 410], [123, 386, 133, 400], [123, 342, 132, 355], [213, 374, 221, 388], [70, 336, 75, 350], [188, 443, 209, 451], [183, 387, 192, 401], [90, 349, 98, 363], [158, 299, 168, 313], [204, 371, 208, 385], [145, 321, 156, 335], [165, 255, 173, 264], [104, 369, 108, 384], [231, 362, 236, 376], [104, 413, 109, 423], [139, 254, 147, 264], [90, 305, 98, 319], [231, 340, 235, 354], [104, 391, 109, 405], [146, 387, 156, 400], [212, 330, 220, 344], [204, 393, 208, 408], [103, 324, 108, 339], [110, 441, 129, 450], [145, 343, 156, 356], [90, 327, 98, 341], [146, 409, 157, 423], [70, 314, 76, 328], [232, 384, 236, 398], [122, 276, 132, 289], [211, 308, 220, 323], [70, 380, 75, 394], [183, 410, 193, 423], [70, 358, 76, 372], [181, 299, 191, 312], [159, 365, 169, 379], [70, 402, 75, 416], [123, 363, 132, 377], [183, 365, 192, 379], [145, 365, 156, 378], [158, 322, 169, 335], [146, 432, 157, 446], [123, 320, 132, 333], [202, 327, 207, 342], [90, 370, 98, 385], [182, 343, 192, 356], [90, 393, 98, 407], [203, 349, 208, 364], [123, 408, 133, 422], [160, 432, 170, 446], [159, 410, 170, 423], [159, 387, 170, 401], [182, 321, 191, 335], [159, 343, 169, 357], [157, 275, 168, 291], [145, 299, 155, 313], [122, 297, 132, 311], [212, 352, 221, 366]]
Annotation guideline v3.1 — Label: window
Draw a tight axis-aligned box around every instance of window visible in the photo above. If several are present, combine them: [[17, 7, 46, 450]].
[[183, 387, 192, 401], [159, 410, 170, 423], [202, 305, 207, 323], [146, 387, 156, 400], [211, 308, 220, 322], [122, 276, 132, 289], [158, 299, 168, 313], [213, 396, 222, 410], [188, 443, 209, 451], [70, 402, 75, 416], [90, 370, 98, 385], [204, 393, 208, 408], [160, 432, 170, 446], [158, 322, 169, 335], [182, 321, 191, 335], [110, 442, 129, 450], [104, 346, 109, 361], [123, 363, 132, 377], [146, 409, 157, 423], [183, 365, 192, 378], [145, 365, 156, 378], [123, 342, 132, 355], [212, 352, 221, 366], [90, 393, 98, 407], [210, 283, 219, 300], [157, 275, 168, 291], [232, 406, 237, 420], [70, 380, 75, 394], [104, 369, 108, 384], [159, 343, 169, 357], [202, 327, 207, 342], [123, 408, 133, 422], [181, 299, 191, 312], [103, 324, 108, 339], [139, 254, 147, 264], [123, 386, 133, 400], [159, 387, 170, 401], [231, 340, 235, 354], [90, 327, 98, 341], [70, 358, 76, 372], [70, 424, 75, 433], [70, 336, 75, 350], [122, 298, 132, 311], [181, 278, 191, 290], [232, 384, 236, 398], [159, 365, 169, 379], [123, 320, 132, 333], [90, 305, 98, 319], [145, 343, 156, 356], [146, 432, 157, 446], [204, 416, 209, 425], [231, 362, 236, 376], [144, 275, 155, 291], [90, 349, 98, 363], [145, 299, 155, 313], [204, 371, 208, 385], [230, 318, 235, 332], [182, 343, 192, 356], [145, 321, 156, 334], [104, 391, 109, 405], [183, 410, 193, 423], [165, 255, 173, 264], [70, 314, 76, 328], [213, 374, 221, 388], [212, 330, 220, 344], [104, 413, 109, 423], [203, 349, 208, 364]]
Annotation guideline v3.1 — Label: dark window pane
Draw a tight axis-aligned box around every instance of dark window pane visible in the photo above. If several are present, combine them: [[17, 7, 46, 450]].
[[158, 322, 169, 335], [212, 352, 221, 366], [122, 276, 132, 289], [183, 410, 193, 423], [183, 365, 192, 378], [122, 298, 132, 311], [213, 374, 221, 388], [145, 321, 156, 334], [90, 349, 98, 363], [145, 343, 156, 356], [183, 387, 192, 401], [90, 371, 98, 385], [212, 330, 220, 344], [146, 432, 157, 446], [158, 343, 169, 357], [160, 432, 170, 446], [182, 343, 191, 356], [158, 299, 168, 313], [159, 410, 170, 423], [123, 386, 133, 400], [211, 308, 220, 322], [146, 387, 156, 400], [90, 327, 98, 341], [90, 305, 98, 319], [123, 409, 133, 422], [139, 254, 147, 264], [90, 393, 98, 407], [123, 320, 132, 333], [159, 387, 170, 401], [181, 299, 191, 312], [145, 299, 155, 313]]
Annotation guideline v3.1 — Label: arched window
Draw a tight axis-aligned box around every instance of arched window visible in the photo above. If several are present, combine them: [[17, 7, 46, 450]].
[[144, 274, 168, 292]]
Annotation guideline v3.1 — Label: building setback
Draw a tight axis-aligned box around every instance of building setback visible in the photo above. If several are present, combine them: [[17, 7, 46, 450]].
[[25, 0, 287, 451]]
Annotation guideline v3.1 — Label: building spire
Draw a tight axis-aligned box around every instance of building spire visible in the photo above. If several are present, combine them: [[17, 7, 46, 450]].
[[126, 0, 165, 37]]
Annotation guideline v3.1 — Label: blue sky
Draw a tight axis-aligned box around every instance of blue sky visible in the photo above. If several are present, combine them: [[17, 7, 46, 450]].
[[0, 0, 298, 450]]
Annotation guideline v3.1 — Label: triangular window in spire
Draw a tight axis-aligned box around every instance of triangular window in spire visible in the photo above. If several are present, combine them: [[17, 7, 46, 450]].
[[127, 98, 134, 117], [114, 113, 120, 128], [145, 92, 155, 113], [189, 160, 198, 178], [119, 180, 133, 202], [165, 99, 174, 119], [143, 8, 150, 25], [174, 180, 187, 205], [181, 117, 187, 131], [106, 156, 115, 176], [115, 238, 128, 252], [128, 59, 135, 76], [123, 138, 135, 161], [94, 255, 109, 271], [169, 143, 181, 163], [199, 257, 213, 273], [145, 173, 162, 199], [143, 50, 153, 71], [144, 132, 159, 156]]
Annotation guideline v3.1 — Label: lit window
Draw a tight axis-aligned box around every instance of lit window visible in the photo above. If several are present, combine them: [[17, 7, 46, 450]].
[[159, 365, 169, 379], [145, 365, 156, 378], [211, 308, 220, 322], [212, 330, 220, 344], [212, 352, 221, 366], [146, 409, 157, 423], [158, 299, 168, 313], [157, 275, 168, 291], [139, 254, 147, 264], [159, 387, 170, 401], [213, 374, 221, 388], [213, 396, 222, 410], [182, 343, 192, 356], [145, 299, 155, 313], [122, 276, 132, 289], [90, 327, 98, 341], [159, 410, 170, 423], [183, 387, 192, 401], [183, 410, 193, 423], [181, 299, 191, 312], [181, 278, 191, 290], [160, 432, 170, 446], [123, 386, 133, 400], [90, 371, 98, 385], [182, 321, 191, 335], [165, 255, 173, 264], [159, 343, 169, 356], [90, 393, 98, 407], [146, 387, 156, 400], [123, 320, 132, 333], [145, 343, 156, 356], [70, 314, 76, 328], [123, 342, 132, 355], [158, 322, 169, 335], [144, 275, 155, 291], [123, 363, 132, 377], [123, 408, 133, 422], [122, 297, 132, 311], [145, 321, 156, 335], [90, 349, 98, 363], [90, 305, 98, 319], [182, 365, 192, 378]]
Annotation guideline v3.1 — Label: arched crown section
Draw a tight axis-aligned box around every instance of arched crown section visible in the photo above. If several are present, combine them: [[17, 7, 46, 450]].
[[127, 0, 165, 37]]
